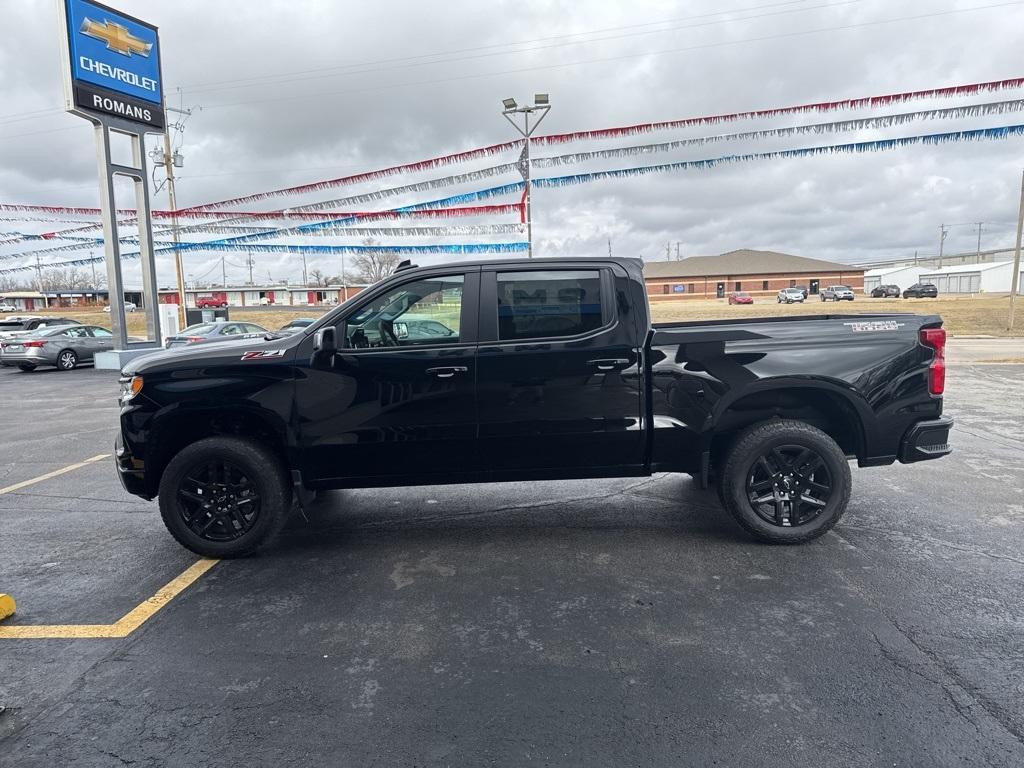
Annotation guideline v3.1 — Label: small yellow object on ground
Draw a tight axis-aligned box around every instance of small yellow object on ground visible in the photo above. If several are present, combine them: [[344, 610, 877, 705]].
[[0, 594, 15, 621]]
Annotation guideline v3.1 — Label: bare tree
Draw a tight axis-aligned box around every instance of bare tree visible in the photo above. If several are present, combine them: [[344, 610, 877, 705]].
[[0, 274, 30, 292], [351, 238, 399, 284], [307, 268, 339, 287], [40, 266, 92, 290]]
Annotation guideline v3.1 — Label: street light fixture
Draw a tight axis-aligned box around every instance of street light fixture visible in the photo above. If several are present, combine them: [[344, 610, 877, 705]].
[[501, 93, 551, 259]]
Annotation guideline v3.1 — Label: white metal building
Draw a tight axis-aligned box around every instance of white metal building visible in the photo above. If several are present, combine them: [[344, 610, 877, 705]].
[[917, 262, 1024, 294], [862, 266, 922, 293]]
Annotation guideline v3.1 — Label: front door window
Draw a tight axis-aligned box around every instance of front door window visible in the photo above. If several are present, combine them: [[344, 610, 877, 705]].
[[344, 275, 463, 348]]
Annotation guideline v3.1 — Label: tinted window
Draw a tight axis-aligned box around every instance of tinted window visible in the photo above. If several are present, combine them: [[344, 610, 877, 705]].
[[181, 323, 217, 335], [497, 270, 603, 341], [345, 275, 463, 348]]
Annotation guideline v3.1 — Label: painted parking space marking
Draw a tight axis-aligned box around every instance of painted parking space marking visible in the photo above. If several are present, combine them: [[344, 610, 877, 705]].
[[0, 453, 109, 495], [0, 453, 220, 639], [0, 558, 219, 639]]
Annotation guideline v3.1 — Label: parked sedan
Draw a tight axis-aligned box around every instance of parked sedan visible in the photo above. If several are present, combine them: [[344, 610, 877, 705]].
[[870, 284, 901, 298], [820, 285, 855, 301], [0, 324, 115, 371], [776, 288, 806, 304], [104, 302, 137, 313], [0, 316, 80, 341], [727, 291, 753, 305], [903, 283, 938, 299], [164, 321, 270, 348]]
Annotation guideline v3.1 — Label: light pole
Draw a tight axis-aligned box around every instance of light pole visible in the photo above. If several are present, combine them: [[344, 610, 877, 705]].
[[502, 93, 551, 259]]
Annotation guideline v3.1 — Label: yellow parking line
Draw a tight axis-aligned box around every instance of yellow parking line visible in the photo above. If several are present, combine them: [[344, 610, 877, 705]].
[[0, 453, 109, 495], [0, 558, 219, 639]]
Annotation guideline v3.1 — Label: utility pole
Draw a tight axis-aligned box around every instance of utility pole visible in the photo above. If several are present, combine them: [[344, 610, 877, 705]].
[[35, 254, 49, 309], [938, 224, 948, 269], [221, 255, 227, 288], [501, 94, 551, 259], [975, 221, 984, 263], [301, 252, 308, 286], [158, 106, 192, 328], [675, 242, 681, 260], [607, 237, 612, 258], [1009, 169, 1023, 329], [665, 242, 671, 260], [246, 252, 255, 286]]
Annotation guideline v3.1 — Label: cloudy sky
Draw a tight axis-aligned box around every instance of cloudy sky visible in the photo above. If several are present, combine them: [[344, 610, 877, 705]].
[[2, 0, 1023, 287]]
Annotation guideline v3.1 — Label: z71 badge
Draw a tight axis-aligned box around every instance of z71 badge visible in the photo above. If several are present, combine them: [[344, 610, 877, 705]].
[[241, 349, 287, 360]]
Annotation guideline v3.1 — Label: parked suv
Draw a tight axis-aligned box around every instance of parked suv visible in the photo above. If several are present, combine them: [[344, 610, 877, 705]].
[[776, 288, 805, 303], [870, 284, 901, 298], [904, 283, 938, 299], [821, 285, 855, 301]]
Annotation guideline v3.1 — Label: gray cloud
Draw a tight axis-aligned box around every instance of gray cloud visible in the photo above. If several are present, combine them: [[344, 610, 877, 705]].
[[2, 0, 1023, 287]]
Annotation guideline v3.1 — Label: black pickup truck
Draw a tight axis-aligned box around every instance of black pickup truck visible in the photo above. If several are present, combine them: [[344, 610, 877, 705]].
[[116, 257, 952, 556]]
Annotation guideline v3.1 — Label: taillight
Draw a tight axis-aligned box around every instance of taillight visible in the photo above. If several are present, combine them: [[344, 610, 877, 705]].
[[186, 336, 206, 343], [23, 340, 46, 348], [919, 327, 946, 395]]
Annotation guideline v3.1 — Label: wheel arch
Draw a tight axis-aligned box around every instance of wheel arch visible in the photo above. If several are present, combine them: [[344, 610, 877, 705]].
[[144, 405, 292, 498], [708, 379, 870, 465]]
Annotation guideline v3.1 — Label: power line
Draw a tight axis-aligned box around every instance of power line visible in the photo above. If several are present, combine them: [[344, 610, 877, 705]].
[[178, 0, 859, 97], [0, 0, 819, 124], [196, 2, 1024, 111]]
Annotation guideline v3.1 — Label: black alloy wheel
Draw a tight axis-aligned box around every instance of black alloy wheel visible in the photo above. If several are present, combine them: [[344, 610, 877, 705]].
[[158, 436, 291, 557], [717, 420, 851, 544], [745, 444, 832, 528], [176, 459, 261, 542]]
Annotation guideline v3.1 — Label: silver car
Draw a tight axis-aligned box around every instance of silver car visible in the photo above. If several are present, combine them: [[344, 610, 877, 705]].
[[0, 324, 116, 371], [776, 288, 806, 304]]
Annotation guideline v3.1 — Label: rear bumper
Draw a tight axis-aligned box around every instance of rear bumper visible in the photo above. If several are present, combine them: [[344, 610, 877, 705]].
[[898, 416, 953, 463]]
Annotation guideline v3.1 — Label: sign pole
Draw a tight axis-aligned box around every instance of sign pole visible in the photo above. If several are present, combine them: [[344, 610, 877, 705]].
[[57, 0, 166, 360]]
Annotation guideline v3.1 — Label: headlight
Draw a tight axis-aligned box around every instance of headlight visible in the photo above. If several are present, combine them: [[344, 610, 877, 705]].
[[119, 375, 144, 405]]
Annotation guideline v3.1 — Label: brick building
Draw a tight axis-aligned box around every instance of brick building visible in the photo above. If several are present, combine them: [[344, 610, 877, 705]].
[[644, 249, 865, 301]]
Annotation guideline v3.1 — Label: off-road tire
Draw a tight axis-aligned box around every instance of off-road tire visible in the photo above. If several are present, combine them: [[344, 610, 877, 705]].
[[158, 436, 291, 558], [718, 419, 851, 544]]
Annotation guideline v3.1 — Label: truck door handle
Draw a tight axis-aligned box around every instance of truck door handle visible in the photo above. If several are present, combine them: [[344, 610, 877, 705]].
[[588, 358, 631, 371], [425, 366, 468, 378]]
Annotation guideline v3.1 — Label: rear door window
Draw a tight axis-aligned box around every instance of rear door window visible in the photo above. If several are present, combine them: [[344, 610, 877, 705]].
[[496, 270, 603, 341]]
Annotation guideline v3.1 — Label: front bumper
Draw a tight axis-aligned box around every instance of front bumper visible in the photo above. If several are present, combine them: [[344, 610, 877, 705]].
[[898, 416, 953, 463], [114, 431, 151, 499]]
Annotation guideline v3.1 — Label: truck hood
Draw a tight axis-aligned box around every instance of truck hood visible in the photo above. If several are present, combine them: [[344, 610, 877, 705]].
[[122, 333, 300, 376]]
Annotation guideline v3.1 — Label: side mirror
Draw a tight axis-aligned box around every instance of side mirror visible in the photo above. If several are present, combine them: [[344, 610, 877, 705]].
[[311, 326, 337, 367]]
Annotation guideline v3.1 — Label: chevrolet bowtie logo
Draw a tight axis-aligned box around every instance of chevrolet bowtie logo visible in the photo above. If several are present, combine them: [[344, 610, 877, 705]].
[[80, 18, 152, 57]]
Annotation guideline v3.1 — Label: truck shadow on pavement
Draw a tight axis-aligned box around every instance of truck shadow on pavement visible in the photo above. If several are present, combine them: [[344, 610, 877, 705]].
[[269, 474, 753, 556]]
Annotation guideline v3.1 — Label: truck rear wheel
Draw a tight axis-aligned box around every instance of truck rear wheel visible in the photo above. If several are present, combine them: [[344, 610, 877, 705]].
[[158, 436, 291, 558], [718, 420, 851, 544]]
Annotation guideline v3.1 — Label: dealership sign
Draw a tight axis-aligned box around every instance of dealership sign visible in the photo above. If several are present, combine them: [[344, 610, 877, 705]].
[[58, 0, 164, 129]]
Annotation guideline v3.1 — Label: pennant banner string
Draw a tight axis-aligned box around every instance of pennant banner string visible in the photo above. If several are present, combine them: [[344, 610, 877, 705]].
[[533, 99, 1024, 168], [167, 75, 1024, 210], [531, 124, 1024, 189], [534, 76, 1024, 146]]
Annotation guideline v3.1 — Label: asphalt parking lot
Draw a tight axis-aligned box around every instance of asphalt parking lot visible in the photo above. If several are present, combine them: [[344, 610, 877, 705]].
[[1, 355, 1022, 767]]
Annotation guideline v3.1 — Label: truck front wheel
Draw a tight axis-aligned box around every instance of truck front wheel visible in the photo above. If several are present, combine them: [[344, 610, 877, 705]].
[[718, 420, 851, 544], [158, 436, 291, 557]]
